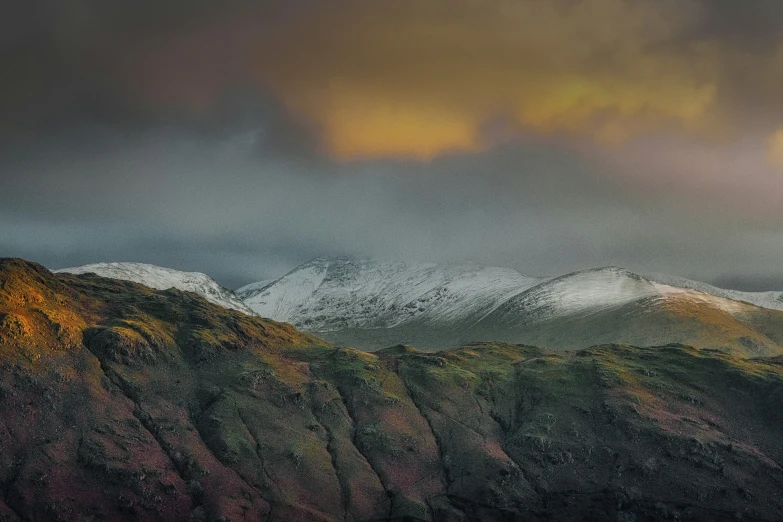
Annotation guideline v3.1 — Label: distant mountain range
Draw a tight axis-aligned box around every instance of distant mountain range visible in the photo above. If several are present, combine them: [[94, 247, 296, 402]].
[[58, 257, 783, 356], [55, 262, 254, 314]]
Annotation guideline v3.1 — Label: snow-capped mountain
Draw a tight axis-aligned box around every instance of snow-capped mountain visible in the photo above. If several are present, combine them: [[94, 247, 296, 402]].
[[56, 262, 254, 314], [239, 258, 783, 355], [467, 267, 783, 355], [53, 257, 783, 356], [644, 272, 783, 311], [481, 267, 755, 327], [238, 257, 545, 331], [235, 280, 276, 300]]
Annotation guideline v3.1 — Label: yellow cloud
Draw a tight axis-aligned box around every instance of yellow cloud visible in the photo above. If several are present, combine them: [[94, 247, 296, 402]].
[[254, 0, 724, 159], [768, 130, 783, 168]]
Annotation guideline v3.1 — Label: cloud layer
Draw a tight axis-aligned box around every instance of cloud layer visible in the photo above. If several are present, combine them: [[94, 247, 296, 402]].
[[1, 0, 783, 288], [6, 1, 783, 158]]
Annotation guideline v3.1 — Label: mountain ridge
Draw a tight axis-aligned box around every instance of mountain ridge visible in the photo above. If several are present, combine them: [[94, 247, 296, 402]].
[[2, 257, 783, 521], [239, 258, 783, 355], [55, 262, 255, 315], [56, 257, 783, 355]]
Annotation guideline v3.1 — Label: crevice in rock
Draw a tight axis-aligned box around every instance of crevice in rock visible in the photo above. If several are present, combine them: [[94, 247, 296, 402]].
[[330, 380, 394, 520], [309, 403, 349, 522], [186, 394, 275, 521], [219, 400, 282, 510], [310, 363, 392, 518], [396, 373, 452, 488], [84, 347, 201, 515], [499, 444, 545, 505], [234, 403, 285, 504], [396, 368, 470, 521], [480, 368, 545, 508]]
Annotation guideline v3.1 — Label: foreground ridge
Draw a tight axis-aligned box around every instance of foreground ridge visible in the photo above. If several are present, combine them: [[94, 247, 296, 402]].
[[1, 258, 782, 521]]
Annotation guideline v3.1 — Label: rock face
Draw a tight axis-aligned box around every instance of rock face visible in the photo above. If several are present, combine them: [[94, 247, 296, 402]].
[[241, 258, 783, 356], [1, 258, 783, 521]]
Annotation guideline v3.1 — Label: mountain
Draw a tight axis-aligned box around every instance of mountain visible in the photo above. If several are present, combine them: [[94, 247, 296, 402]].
[[646, 272, 783, 311], [2, 258, 783, 521], [471, 267, 783, 356], [238, 257, 544, 330], [235, 279, 276, 300], [240, 258, 783, 355], [56, 262, 254, 315], [51, 259, 783, 357]]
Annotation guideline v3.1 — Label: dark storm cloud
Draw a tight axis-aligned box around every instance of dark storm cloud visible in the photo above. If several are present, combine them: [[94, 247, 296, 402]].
[[2, 0, 782, 138], [0, 0, 302, 132], [691, 0, 783, 45], [2, 1, 783, 289]]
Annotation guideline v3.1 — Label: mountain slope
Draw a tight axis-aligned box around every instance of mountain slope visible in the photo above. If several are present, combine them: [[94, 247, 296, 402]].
[[56, 262, 254, 314], [241, 259, 783, 355], [472, 268, 783, 356], [1, 258, 783, 521], [646, 272, 783, 311], [239, 257, 545, 331]]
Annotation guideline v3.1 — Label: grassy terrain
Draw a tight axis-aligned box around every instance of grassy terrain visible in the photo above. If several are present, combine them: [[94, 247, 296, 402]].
[[1, 258, 782, 521]]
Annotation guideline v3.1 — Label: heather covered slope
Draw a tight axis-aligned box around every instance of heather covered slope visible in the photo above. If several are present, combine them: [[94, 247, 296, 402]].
[[1, 258, 783, 521]]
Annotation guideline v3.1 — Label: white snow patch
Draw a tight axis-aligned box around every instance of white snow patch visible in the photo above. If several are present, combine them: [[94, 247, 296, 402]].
[[56, 262, 254, 314], [241, 258, 543, 330]]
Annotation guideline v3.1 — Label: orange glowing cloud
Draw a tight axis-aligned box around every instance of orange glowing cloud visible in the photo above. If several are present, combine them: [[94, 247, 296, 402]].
[[115, 0, 783, 161], [254, 0, 722, 159], [768, 130, 783, 168]]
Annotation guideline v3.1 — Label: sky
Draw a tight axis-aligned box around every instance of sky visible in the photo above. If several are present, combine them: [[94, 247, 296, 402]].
[[2, 0, 783, 290]]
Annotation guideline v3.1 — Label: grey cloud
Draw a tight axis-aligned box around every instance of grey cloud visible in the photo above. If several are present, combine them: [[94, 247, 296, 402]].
[[692, 0, 783, 45], [2, 122, 783, 290], [3, 1, 783, 291]]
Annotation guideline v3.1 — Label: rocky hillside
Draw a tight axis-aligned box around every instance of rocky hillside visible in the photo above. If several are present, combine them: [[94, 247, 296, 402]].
[[1, 258, 783, 521]]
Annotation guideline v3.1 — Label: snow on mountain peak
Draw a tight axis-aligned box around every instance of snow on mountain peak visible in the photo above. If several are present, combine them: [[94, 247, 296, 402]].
[[520, 267, 656, 313], [644, 272, 783, 312], [240, 257, 546, 331], [54, 257, 783, 350], [55, 262, 254, 314], [238, 258, 783, 345]]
